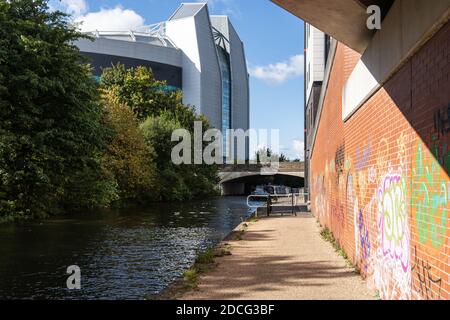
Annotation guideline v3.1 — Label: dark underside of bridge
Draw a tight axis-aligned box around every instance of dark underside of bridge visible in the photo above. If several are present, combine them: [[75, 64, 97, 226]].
[[271, 0, 394, 53], [221, 174, 305, 196]]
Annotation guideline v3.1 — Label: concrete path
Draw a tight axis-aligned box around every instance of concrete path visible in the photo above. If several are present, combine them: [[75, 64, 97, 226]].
[[182, 214, 376, 300]]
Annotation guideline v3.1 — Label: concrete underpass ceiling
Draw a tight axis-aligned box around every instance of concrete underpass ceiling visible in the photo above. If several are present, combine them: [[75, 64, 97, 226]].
[[271, 0, 394, 53]]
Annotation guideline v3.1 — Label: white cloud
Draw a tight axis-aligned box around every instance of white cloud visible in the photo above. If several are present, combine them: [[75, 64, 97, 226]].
[[249, 54, 304, 85], [49, 1, 144, 32], [75, 6, 145, 32], [61, 0, 88, 17], [292, 139, 305, 161]]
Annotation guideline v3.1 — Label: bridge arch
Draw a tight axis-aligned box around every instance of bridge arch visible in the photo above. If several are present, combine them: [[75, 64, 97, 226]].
[[220, 173, 304, 196], [218, 163, 305, 196]]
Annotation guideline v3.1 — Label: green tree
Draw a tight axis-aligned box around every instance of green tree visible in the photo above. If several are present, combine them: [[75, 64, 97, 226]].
[[140, 112, 219, 202], [279, 153, 289, 163], [0, 0, 115, 220], [140, 115, 189, 201], [101, 92, 157, 203], [101, 63, 219, 202], [255, 147, 273, 164], [100, 64, 182, 121], [255, 148, 288, 163]]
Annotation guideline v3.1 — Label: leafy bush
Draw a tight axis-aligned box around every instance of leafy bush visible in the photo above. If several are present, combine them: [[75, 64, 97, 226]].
[[102, 64, 220, 202], [195, 249, 216, 264], [101, 92, 157, 203], [100, 64, 182, 121], [0, 0, 115, 220]]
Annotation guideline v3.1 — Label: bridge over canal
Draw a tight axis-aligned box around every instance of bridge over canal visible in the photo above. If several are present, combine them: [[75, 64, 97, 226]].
[[219, 162, 305, 196]]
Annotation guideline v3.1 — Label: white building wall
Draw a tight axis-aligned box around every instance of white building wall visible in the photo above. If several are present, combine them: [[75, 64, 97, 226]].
[[165, 16, 203, 114], [305, 23, 325, 102], [166, 4, 223, 129]]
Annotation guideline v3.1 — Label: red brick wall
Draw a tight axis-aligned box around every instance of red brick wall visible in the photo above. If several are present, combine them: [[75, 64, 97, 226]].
[[310, 21, 450, 300]]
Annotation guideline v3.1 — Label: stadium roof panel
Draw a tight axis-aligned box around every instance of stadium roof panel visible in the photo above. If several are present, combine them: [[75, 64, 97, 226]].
[[169, 3, 206, 20]]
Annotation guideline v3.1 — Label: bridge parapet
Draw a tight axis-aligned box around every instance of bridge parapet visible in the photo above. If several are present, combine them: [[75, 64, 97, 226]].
[[219, 162, 304, 173]]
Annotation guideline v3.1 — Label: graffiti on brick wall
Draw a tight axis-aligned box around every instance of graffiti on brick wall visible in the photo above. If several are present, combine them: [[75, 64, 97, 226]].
[[333, 144, 347, 238], [377, 138, 389, 173], [373, 250, 411, 300], [335, 144, 345, 186], [413, 142, 448, 249], [411, 247, 442, 300], [374, 169, 411, 300], [314, 174, 328, 220], [397, 132, 408, 168], [311, 100, 449, 299], [411, 104, 449, 251], [356, 140, 372, 172], [331, 201, 345, 228], [311, 128, 450, 300], [351, 133, 412, 300], [351, 177, 376, 273], [377, 172, 409, 271], [356, 208, 371, 272], [354, 140, 374, 203], [351, 140, 375, 273], [368, 165, 377, 184]]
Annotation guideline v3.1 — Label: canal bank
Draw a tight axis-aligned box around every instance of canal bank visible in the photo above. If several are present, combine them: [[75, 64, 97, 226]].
[[177, 213, 377, 300]]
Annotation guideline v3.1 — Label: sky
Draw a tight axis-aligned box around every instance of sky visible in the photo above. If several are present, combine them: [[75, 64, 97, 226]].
[[49, 0, 305, 160]]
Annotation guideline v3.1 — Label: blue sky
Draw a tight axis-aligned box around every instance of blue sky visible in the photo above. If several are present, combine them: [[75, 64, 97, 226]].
[[50, 0, 305, 160]]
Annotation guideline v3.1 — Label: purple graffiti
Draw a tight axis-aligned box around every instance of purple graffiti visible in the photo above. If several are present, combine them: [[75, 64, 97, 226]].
[[356, 141, 372, 171], [358, 209, 371, 271]]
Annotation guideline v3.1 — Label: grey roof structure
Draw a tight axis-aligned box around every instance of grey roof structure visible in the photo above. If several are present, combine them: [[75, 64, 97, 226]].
[[169, 3, 205, 20]]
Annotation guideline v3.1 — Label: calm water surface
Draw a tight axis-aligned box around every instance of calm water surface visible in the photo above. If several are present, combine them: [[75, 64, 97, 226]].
[[0, 197, 252, 300]]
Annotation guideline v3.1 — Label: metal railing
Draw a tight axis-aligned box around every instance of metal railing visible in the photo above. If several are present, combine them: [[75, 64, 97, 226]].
[[247, 193, 309, 217]]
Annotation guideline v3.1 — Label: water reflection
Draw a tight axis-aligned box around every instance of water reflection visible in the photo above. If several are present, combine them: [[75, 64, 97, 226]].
[[0, 197, 252, 300]]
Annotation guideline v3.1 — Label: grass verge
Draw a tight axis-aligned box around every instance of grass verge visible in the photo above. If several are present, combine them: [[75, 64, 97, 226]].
[[319, 224, 359, 273]]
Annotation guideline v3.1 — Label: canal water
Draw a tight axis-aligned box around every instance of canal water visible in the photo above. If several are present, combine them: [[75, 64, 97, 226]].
[[0, 197, 253, 300]]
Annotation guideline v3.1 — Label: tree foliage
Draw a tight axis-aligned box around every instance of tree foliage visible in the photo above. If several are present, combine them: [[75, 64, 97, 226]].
[[101, 64, 220, 202], [101, 92, 157, 203], [100, 64, 182, 121], [0, 0, 115, 220], [255, 148, 289, 163], [140, 112, 219, 202], [0, 1, 220, 221]]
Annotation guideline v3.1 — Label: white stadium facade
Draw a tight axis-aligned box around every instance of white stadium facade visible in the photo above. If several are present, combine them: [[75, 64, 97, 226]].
[[75, 3, 250, 159]]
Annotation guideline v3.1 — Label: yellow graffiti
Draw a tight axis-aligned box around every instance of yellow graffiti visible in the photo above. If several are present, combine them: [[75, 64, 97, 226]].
[[377, 138, 389, 172]]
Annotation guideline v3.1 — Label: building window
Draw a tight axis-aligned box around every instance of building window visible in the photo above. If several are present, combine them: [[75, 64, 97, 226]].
[[307, 63, 310, 87], [325, 35, 331, 66], [305, 24, 309, 48], [216, 46, 232, 157]]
